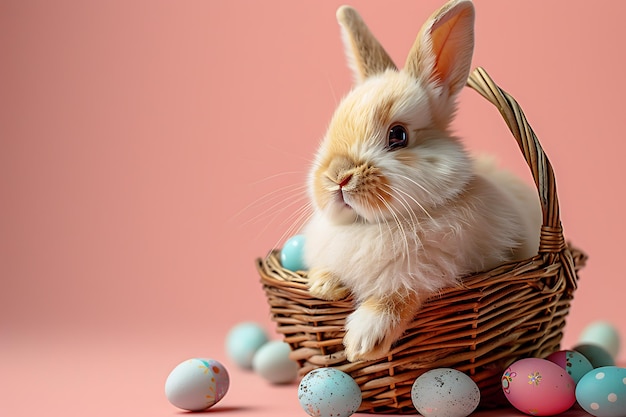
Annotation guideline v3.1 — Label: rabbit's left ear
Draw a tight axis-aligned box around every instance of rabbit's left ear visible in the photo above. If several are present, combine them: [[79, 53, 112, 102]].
[[405, 0, 475, 98], [336, 5, 397, 84]]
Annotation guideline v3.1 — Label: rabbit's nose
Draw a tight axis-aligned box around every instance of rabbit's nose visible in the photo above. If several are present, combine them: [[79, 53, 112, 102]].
[[338, 173, 353, 188]]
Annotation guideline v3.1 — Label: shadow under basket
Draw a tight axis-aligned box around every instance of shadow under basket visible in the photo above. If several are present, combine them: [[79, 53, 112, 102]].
[[257, 68, 587, 414]]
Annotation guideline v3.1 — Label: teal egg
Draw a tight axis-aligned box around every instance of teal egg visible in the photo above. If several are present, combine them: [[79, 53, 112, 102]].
[[225, 322, 269, 369], [576, 366, 626, 417], [281, 234, 308, 271], [574, 344, 616, 368]]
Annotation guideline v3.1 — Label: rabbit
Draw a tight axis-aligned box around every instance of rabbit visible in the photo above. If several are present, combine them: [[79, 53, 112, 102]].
[[302, 0, 542, 362]]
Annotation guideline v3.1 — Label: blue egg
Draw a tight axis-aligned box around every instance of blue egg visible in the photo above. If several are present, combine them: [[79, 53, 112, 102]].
[[298, 368, 362, 417], [576, 366, 626, 417], [225, 322, 269, 369], [281, 234, 308, 271]]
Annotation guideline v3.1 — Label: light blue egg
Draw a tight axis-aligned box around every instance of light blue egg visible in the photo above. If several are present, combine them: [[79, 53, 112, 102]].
[[576, 366, 626, 417], [281, 234, 308, 271], [579, 321, 621, 359], [225, 322, 269, 369], [298, 368, 362, 417]]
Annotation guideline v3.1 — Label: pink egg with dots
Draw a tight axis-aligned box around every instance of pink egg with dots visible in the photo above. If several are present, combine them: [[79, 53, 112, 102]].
[[545, 350, 593, 384], [502, 358, 576, 416]]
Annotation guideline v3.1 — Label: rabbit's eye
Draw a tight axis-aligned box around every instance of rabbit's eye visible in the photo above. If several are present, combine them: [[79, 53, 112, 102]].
[[387, 125, 408, 150]]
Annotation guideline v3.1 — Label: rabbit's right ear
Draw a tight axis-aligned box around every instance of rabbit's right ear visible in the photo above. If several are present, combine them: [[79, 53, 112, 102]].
[[405, 0, 474, 100], [336, 5, 397, 84]]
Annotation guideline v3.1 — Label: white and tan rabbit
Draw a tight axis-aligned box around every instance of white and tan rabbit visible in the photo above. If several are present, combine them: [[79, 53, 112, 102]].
[[303, 0, 542, 362]]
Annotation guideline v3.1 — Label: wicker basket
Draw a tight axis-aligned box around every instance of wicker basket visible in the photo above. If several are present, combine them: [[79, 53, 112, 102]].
[[257, 67, 587, 414]]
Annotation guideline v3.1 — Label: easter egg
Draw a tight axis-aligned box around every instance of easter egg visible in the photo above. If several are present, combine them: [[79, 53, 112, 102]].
[[578, 321, 621, 359], [411, 368, 480, 417], [225, 322, 269, 369], [252, 340, 298, 384], [281, 234, 307, 271], [574, 344, 616, 368], [502, 358, 576, 416], [298, 368, 362, 417], [165, 358, 229, 411], [545, 350, 594, 384], [575, 366, 626, 417]]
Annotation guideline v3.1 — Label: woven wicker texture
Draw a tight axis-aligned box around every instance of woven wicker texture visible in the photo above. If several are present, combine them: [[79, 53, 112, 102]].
[[257, 67, 587, 413]]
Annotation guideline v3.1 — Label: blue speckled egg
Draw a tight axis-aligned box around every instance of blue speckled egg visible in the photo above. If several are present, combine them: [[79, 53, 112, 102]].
[[576, 366, 626, 417], [411, 368, 480, 417], [298, 368, 362, 417], [281, 234, 307, 271], [546, 350, 594, 384]]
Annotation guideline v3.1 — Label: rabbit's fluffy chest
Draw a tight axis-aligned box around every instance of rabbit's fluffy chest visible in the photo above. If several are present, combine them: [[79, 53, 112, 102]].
[[304, 173, 536, 302]]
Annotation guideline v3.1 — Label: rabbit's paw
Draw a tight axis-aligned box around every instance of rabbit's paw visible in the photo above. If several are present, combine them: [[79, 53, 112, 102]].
[[308, 268, 350, 301], [343, 305, 400, 362]]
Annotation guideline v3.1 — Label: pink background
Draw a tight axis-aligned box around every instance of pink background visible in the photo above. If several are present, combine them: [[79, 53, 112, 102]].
[[1, 1, 623, 416]]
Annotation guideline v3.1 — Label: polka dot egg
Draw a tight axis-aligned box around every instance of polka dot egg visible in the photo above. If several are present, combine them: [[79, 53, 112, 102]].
[[576, 366, 626, 417], [298, 368, 362, 417]]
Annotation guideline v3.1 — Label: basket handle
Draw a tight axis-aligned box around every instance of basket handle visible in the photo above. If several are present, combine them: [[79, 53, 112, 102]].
[[467, 68, 577, 289]]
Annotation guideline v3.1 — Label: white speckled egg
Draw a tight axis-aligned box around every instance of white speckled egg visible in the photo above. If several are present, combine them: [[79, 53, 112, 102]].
[[411, 368, 480, 417], [298, 368, 362, 417], [252, 340, 298, 384], [578, 321, 621, 360], [546, 350, 594, 384], [576, 366, 626, 417], [165, 358, 229, 411], [225, 322, 269, 369]]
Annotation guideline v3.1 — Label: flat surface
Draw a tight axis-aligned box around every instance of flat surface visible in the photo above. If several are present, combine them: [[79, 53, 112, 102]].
[[1, 330, 598, 417]]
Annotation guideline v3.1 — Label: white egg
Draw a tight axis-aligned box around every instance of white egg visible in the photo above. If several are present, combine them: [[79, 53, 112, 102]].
[[252, 340, 298, 384], [165, 358, 229, 411], [225, 322, 269, 369], [411, 368, 480, 417]]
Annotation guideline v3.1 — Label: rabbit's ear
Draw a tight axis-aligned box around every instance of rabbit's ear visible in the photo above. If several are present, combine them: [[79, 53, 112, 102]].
[[337, 5, 397, 84], [405, 0, 474, 98]]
